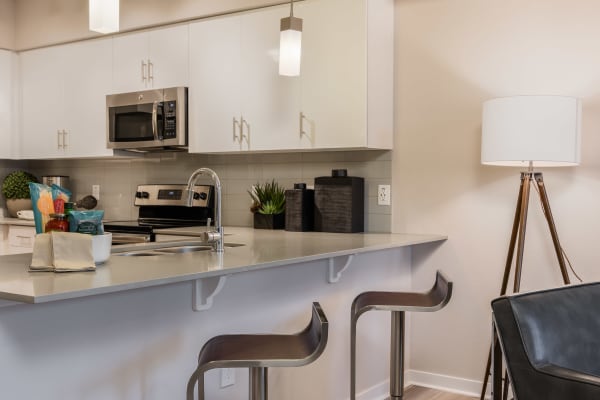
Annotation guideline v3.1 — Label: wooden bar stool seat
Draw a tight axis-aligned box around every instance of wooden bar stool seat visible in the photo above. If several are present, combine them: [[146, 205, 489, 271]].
[[187, 302, 328, 400], [351, 271, 452, 400]]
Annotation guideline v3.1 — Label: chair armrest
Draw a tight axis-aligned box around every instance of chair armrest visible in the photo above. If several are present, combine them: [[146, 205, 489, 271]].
[[537, 363, 600, 387]]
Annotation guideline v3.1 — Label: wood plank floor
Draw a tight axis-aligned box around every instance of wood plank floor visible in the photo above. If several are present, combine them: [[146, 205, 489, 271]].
[[404, 386, 478, 400]]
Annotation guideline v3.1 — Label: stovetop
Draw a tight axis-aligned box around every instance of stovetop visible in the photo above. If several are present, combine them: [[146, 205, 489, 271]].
[[104, 184, 215, 237]]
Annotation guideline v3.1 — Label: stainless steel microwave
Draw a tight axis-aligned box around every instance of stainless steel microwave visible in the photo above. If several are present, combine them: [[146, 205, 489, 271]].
[[106, 87, 188, 151]]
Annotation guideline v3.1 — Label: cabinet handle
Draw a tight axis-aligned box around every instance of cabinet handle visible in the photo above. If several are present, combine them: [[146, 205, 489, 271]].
[[148, 59, 154, 83], [241, 118, 250, 147], [232, 117, 241, 142], [141, 60, 147, 83], [300, 112, 308, 138], [62, 130, 68, 149], [57, 130, 63, 149]]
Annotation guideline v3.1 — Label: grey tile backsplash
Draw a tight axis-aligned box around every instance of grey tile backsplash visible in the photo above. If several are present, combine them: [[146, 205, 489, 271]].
[[1, 151, 392, 232]]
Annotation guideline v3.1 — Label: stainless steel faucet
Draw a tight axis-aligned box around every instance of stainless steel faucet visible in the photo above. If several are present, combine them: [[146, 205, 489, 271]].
[[185, 168, 223, 253]]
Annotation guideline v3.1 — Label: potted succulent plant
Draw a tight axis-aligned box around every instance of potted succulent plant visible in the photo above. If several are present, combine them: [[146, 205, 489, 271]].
[[248, 180, 286, 229], [2, 171, 38, 218]]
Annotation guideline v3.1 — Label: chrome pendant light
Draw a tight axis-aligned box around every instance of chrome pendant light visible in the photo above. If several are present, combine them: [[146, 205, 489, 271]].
[[279, 0, 303, 76], [89, 0, 120, 34]]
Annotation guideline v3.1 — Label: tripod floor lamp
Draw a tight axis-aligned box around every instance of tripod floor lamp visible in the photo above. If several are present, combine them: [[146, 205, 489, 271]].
[[478, 95, 582, 400]]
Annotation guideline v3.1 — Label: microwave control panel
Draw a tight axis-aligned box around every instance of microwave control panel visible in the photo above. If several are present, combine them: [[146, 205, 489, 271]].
[[163, 101, 177, 139]]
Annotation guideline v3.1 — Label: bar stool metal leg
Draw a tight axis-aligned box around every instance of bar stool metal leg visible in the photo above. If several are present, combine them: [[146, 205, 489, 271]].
[[250, 367, 268, 400], [350, 311, 358, 400], [390, 311, 405, 399]]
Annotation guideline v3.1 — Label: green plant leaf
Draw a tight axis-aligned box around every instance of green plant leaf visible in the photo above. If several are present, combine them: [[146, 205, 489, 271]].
[[248, 179, 286, 214], [1, 171, 38, 199]]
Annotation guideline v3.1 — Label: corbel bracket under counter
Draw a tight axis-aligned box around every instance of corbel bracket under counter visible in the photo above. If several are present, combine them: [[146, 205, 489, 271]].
[[193, 275, 229, 311], [328, 254, 356, 284]]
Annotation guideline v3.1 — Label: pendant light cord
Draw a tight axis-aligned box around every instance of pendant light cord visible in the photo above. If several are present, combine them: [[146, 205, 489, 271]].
[[290, 0, 294, 16]]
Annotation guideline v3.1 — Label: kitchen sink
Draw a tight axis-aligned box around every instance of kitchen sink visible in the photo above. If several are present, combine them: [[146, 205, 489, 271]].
[[115, 242, 244, 257]]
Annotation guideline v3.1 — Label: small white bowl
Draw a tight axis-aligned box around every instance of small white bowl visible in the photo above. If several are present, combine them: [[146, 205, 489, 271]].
[[92, 233, 112, 264]]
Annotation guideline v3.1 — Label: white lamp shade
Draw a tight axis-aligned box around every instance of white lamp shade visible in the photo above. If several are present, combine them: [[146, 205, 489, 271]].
[[279, 29, 302, 76], [89, 0, 119, 34], [481, 96, 581, 167]]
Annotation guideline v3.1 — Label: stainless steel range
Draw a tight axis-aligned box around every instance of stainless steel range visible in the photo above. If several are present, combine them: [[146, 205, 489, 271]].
[[104, 184, 214, 245]]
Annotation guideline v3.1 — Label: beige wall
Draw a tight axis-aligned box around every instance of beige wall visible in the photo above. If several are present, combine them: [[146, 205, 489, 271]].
[[0, 0, 15, 49], [394, 0, 600, 392], [13, 0, 289, 50]]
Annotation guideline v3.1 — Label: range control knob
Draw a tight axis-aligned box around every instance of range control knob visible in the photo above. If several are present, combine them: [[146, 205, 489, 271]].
[[193, 192, 201, 200], [198, 192, 208, 201], [135, 191, 143, 198], [141, 191, 150, 199]]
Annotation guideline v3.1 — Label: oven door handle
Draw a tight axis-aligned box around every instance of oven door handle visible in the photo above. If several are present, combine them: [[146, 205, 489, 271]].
[[152, 101, 159, 142]]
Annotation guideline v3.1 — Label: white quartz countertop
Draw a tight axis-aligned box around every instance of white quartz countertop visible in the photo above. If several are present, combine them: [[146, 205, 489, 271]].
[[0, 227, 446, 305]]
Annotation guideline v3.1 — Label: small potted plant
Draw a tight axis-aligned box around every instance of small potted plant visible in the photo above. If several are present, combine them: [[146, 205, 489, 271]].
[[248, 180, 286, 229], [2, 171, 38, 218]]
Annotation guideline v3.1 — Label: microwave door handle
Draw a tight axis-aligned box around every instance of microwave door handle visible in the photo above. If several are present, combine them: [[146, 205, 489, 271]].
[[152, 101, 159, 141]]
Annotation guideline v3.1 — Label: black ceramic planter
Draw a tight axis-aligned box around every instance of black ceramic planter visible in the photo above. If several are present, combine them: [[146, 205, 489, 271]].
[[253, 213, 285, 230]]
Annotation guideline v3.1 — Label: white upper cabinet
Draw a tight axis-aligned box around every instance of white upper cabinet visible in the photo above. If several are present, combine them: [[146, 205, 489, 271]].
[[239, 7, 301, 151], [189, 16, 242, 153], [20, 38, 113, 159], [0, 50, 17, 159], [112, 25, 189, 93], [188, 0, 393, 153], [189, 7, 300, 153], [299, 0, 394, 150]]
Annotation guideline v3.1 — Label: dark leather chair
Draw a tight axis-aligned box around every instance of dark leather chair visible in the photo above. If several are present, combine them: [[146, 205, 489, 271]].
[[492, 282, 600, 400], [187, 302, 328, 400], [351, 271, 452, 400]]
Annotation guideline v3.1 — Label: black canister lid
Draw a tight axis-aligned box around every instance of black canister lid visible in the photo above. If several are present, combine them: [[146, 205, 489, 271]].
[[331, 169, 347, 177], [294, 183, 307, 190]]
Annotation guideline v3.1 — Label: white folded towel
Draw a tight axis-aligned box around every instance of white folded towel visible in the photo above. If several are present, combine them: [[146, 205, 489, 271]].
[[30, 232, 96, 272]]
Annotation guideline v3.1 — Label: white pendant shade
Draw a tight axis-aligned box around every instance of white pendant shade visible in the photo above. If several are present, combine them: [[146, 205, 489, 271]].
[[481, 96, 582, 167], [89, 0, 120, 34], [279, 28, 302, 76]]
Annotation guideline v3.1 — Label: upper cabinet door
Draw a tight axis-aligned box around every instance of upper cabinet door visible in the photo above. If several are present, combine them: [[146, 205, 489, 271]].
[[112, 25, 189, 94], [0, 50, 15, 159], [20, 46, 66, 159], [188, 16, 243, 153], [301, 0, 393, 150], [112, 31, 149, 93], [62, 38, 113, 158], [147, 25, 189, 89], [240, 6, 301, 151]]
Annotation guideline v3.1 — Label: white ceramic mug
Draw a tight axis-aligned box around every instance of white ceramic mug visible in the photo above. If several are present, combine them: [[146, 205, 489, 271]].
[[16, 210, 34, 220]]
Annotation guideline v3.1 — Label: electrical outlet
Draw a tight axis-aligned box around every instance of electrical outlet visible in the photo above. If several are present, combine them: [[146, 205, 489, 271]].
[[378, 184, 391, 206], [92, 184, 100, 200], [220, 368, 235, 388]]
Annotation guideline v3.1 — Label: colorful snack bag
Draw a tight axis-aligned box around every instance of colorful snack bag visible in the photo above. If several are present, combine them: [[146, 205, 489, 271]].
[[51, 184, 71, 213], [69, 210, 105, 235], [29, 183, 55, 234]]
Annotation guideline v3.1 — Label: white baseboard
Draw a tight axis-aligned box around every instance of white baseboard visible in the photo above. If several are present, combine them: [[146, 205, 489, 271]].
[[353, 370, 486, 400], [407, 369, 484, 398], [355, 380, 389, 400]]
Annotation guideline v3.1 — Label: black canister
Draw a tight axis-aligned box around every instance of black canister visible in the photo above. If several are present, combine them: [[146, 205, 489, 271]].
[[285, 183, 314, 232], [314, 169, 364, 233]]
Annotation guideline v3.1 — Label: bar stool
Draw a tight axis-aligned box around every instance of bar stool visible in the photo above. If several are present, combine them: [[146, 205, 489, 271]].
[[187, 302, 328, 400], [350, 271, 452, 400]]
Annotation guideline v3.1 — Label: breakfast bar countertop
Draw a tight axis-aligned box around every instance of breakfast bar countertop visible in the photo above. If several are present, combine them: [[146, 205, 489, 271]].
[[0, 227, 447, 305]]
